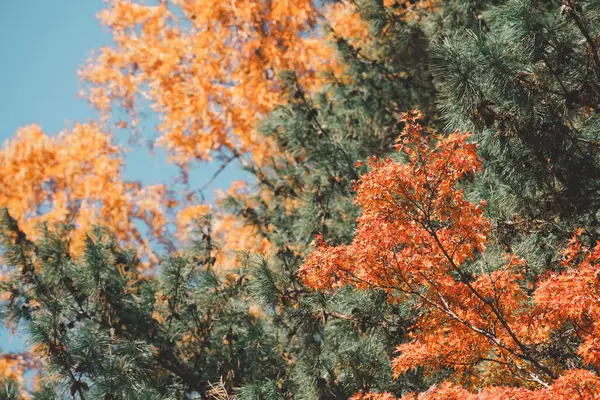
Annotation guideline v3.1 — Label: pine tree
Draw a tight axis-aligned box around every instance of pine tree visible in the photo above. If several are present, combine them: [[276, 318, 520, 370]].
[[432, 0, 600, 231], [0, 210, 287, 399]]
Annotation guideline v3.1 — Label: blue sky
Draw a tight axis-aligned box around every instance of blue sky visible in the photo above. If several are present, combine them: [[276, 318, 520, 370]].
[[0, 1, 246, 353]]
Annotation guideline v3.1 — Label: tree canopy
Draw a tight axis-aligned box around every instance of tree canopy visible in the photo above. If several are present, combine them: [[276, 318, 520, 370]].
[[2, 0, 600, 398]]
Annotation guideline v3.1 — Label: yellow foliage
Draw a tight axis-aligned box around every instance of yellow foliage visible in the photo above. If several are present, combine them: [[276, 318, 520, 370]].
[[79, 0, 382, 165], [0, 123, 169, 263]]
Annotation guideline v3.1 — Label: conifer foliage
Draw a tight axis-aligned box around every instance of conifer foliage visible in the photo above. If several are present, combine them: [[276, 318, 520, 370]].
[[2, 0, 600, 398], [0, 210, 282, 399]]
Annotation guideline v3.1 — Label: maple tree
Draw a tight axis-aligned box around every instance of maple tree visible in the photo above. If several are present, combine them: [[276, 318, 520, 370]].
[[300, 112, 600, 399]]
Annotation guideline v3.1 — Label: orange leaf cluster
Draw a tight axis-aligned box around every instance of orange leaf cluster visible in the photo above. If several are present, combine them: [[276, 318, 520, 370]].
[[80, 0, 348, 164], [0, 352, 33, 381], [212, 181, 272, 269], [300, 111, 600, 397], [355, 369, 600, 399], [0, 124, 275, 283], [0, 124, 171, 263], [299, 110, 487, 293], [0, 352, 37, 395], [535, 232, 600, 370]]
